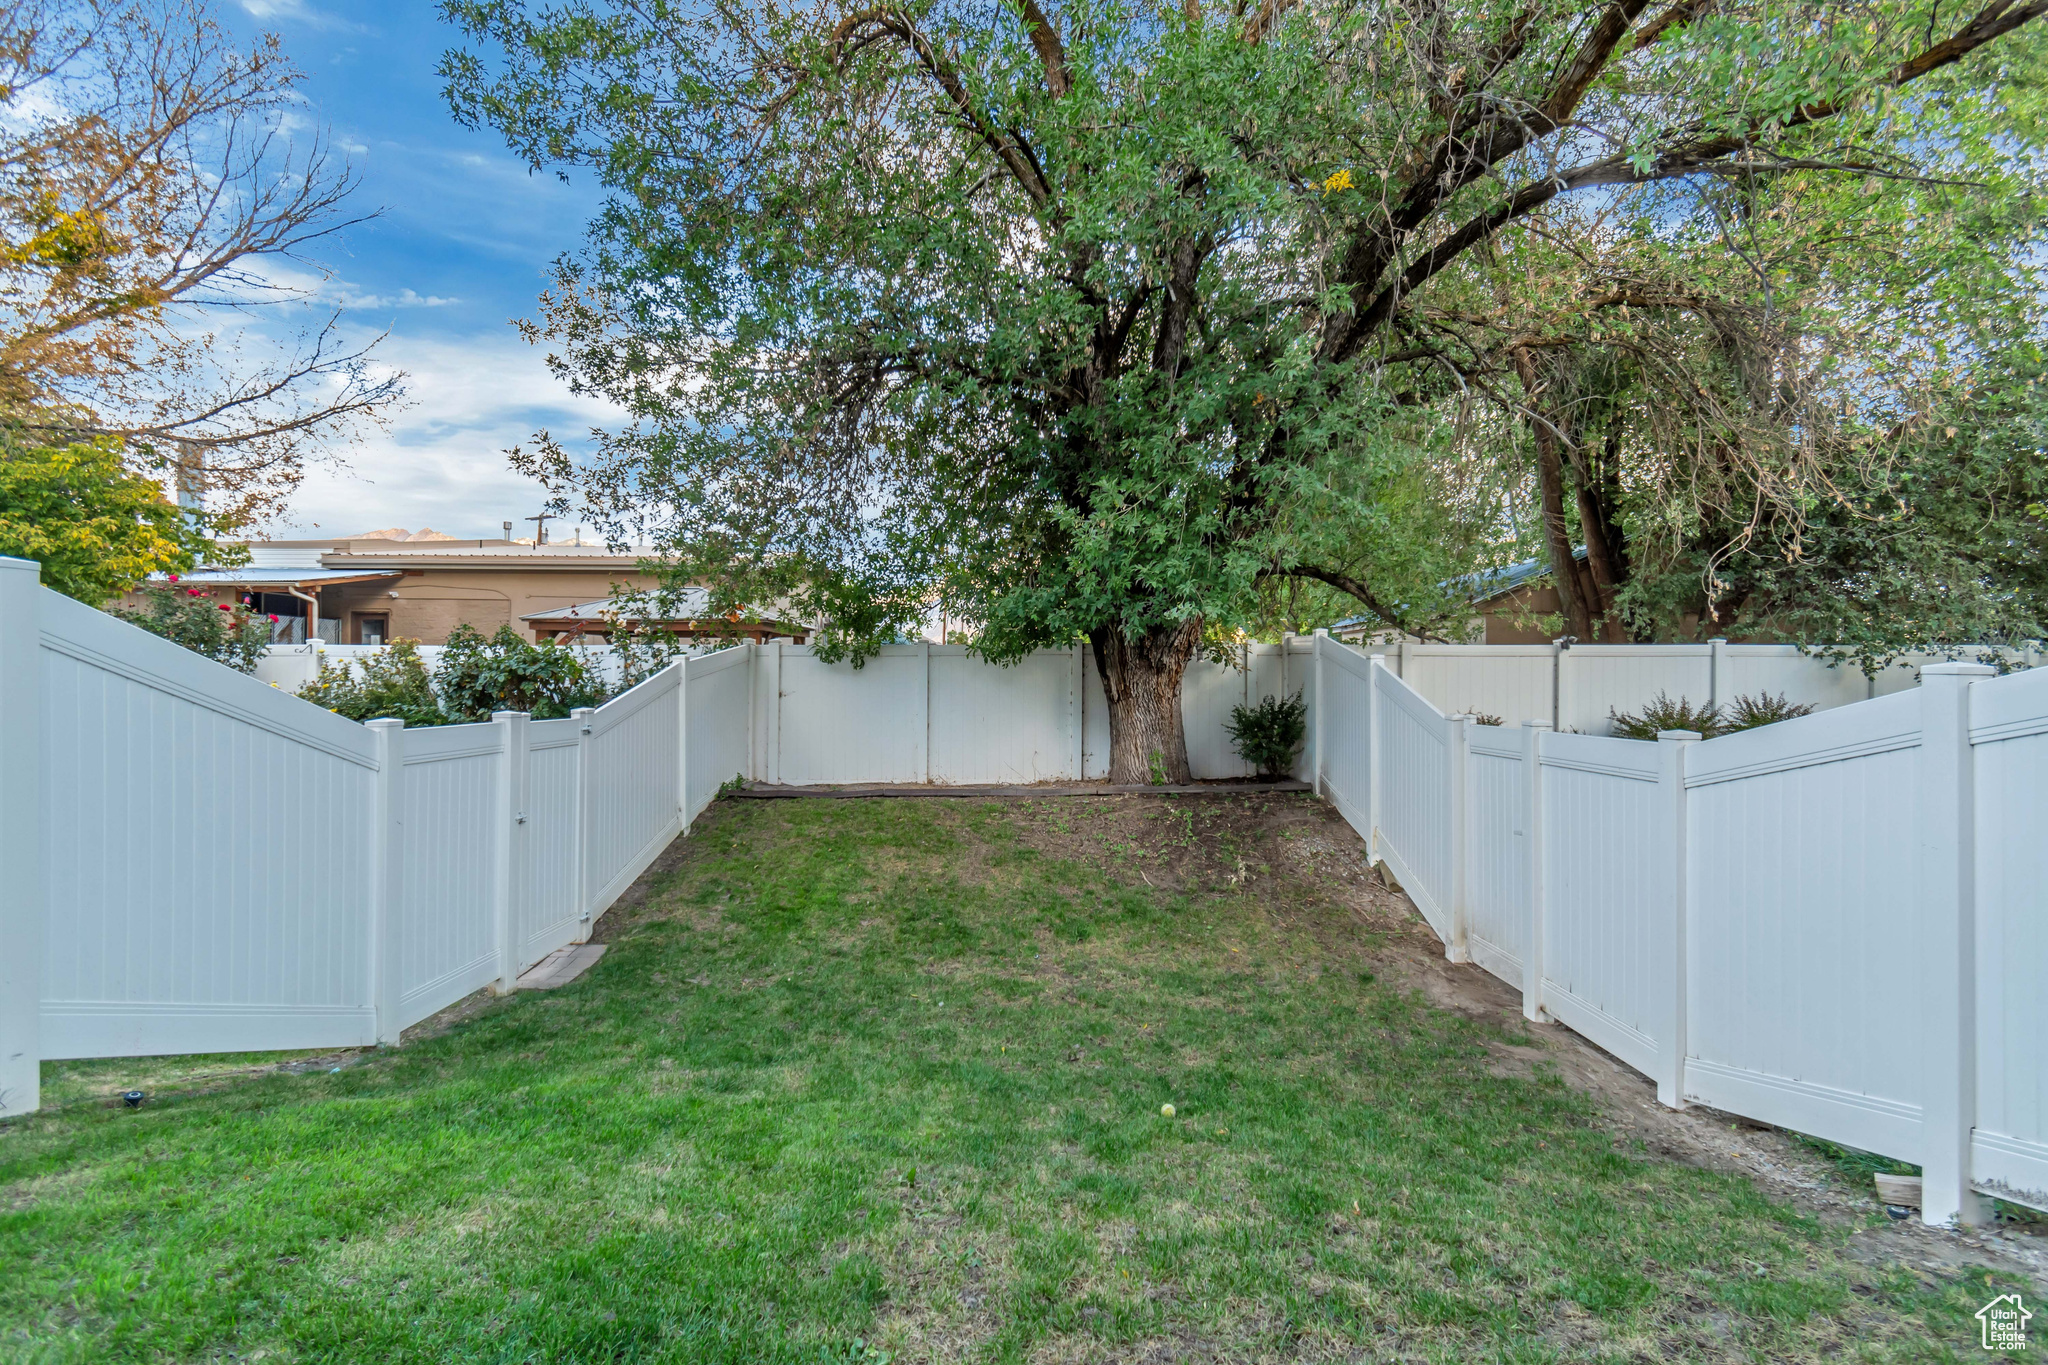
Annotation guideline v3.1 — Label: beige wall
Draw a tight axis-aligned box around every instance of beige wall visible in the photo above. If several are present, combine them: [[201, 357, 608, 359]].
[[319, 568, 657, 644], [117, 565, 659, 644]]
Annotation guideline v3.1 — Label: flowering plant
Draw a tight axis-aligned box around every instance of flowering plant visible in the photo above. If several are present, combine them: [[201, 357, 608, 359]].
[[109, 580, 270, 673]]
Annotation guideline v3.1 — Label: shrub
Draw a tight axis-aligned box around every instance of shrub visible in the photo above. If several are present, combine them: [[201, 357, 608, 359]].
[[434, 624, 607, 721], [1469, 713, 1505, 727], [110, 578, 271, 674], [1226, 691, 1307, 778], [1608, 692, 1723, 740], [299, 640, 444, 725], [1722, 691, 1815, 732]]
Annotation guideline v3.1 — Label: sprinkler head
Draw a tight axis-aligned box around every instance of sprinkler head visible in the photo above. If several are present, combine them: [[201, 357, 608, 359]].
[[121, 1090, 145, 1108]]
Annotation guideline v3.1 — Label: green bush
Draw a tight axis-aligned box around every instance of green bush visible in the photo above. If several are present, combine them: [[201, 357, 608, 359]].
[[1722, 691, 1816, 732], [299, 639, 444, 725], [1610, 689, 1820, 741], [1226, 691, 1307, 779], [434, 624, 607, 721], [110, 577, 271, 674], [1608, 692, 1723, 740]]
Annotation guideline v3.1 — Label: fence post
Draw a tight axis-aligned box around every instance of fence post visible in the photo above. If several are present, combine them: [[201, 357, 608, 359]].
[[1071, 643, 1086, 780], [1552, 638, 1573, 733], [677, 656, 692, 832], [770, 641, 784, 785], [1655, 729, 1701, 1108], [572, 706, 596, 932], [918, 640, 932, 783], [745, 641, 759, 780], [0, 558, 43, 1116], [1707, 638, 1729, 713], [1520, 720, 1552, 1024], [491, 710, 529, 993], [1446, 712, 1473, 963], [367, 718, 406, 1045], [1921, 662, 1994, 1227], [1367, 655, 1387, 862], [1312, 629, 1327, 795]]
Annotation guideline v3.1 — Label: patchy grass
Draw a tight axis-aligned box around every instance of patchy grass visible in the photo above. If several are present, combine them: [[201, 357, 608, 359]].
[[1, 795, 2010, 1363]]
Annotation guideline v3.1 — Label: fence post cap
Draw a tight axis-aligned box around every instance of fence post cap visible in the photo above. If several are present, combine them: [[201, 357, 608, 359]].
[[0, 555, 41, 576], [364, 717, 404, 731], [1921, 661, 1997, 678], [491, 710, 531, 721], [1708, 636, 1729, 644], [1521, 719, 1554, 729], [1656, 729, 1703, 742]]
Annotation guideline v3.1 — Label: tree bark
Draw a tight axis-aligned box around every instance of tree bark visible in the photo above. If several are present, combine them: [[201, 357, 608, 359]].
[[1515, 349, 1595, 641], [1091, 618, 1202, 785]]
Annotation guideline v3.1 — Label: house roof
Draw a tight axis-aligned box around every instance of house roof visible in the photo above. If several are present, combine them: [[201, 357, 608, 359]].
[[523, 590, 713, 623], [1328, 546, 1588, 634], [149, 568, 403, 589], [324, 543, 658, 569]]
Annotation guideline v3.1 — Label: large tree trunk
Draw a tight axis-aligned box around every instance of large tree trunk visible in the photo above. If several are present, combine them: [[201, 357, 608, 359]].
[[1091, 619, 1201, 785], [1517, 349, 1596, 642]]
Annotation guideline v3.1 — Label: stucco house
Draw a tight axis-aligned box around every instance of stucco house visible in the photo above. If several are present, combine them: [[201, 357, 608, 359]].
[[128, 529, 669, 644]]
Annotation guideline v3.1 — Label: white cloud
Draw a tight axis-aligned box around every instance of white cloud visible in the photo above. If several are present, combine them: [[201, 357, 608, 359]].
[[238, 0, 365, 34], [336, 287, 459, 309], [275, 330, 628, 540]]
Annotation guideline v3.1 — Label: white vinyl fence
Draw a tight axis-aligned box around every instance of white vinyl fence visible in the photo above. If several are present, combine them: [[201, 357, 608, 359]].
[[4, 554, 2041, 1231], [0, 559, 696, 1116], [1378, 638, 1972, 732], [1323, 637, 2048, 1225]]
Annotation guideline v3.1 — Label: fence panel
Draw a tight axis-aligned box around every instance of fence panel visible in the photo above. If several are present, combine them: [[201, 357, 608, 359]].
[[1682, 691, 1926, 1160], [686, 646, 753, 822], [775, 646, 926, 784], [1183, 651, 1255, 780], [396, 722, 502, 1028], [1316, 643, 1374, 838], [1718, 646, 1869, 711], [1538, 733, 1667, 1077], [583, 666, 683, 913], [1560, 646, 1714, 734], [1401, 646, 1556, 728], [1373, 665, 1453, 939], [517, 719, 584, 973], [37, 589, 380, 1059], [1971, 665, 2048, 1210], [930, 648, 1078, 783], [1464, 726, 1526, 986]]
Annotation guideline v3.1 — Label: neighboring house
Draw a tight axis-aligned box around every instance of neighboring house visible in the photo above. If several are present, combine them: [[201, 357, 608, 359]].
[[126, 528, 668, 644], [1333, 547, 1635, 646]]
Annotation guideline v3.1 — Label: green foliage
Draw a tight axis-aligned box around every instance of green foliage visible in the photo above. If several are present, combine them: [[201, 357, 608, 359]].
[[0, 434, 213, 603], [1722, 692, 1815, 732], [297, 640, 445, 726], [1611, 690, 1823, 740], [110, 576, 269, 674], [438, 0, 2048, 692], [1225, 692, 1307, 778], [433, 624, 606, 722], [1607, 693, 1724, 741]]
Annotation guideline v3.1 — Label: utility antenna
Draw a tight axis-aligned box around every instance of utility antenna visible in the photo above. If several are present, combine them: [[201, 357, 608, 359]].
[[523, 511, 553, 545]]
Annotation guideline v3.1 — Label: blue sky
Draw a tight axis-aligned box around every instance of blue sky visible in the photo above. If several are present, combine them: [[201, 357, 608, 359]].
[[227, 0, 623, 540]]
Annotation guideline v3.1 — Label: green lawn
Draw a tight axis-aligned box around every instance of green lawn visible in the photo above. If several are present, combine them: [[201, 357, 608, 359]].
[[0, 795, 2007, 1362]]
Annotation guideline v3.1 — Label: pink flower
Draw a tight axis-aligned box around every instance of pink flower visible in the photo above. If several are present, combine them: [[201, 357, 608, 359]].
[[218, 603, 231, 611], [267, 614, 278, 623], [167, 574, 180, 583]]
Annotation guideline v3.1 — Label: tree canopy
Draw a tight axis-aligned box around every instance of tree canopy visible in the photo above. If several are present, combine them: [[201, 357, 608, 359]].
[[443, 0, 2048, 777], [1, 0, 404, 544]]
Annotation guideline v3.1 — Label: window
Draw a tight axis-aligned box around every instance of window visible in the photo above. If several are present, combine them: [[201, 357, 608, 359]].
[[354, 614, 389, 645]]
